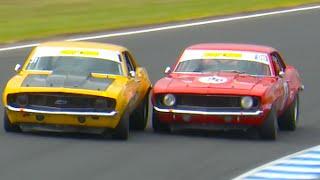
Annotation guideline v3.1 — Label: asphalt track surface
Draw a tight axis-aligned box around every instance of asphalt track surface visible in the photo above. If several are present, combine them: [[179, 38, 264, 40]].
[[0, 8, 320, 180]]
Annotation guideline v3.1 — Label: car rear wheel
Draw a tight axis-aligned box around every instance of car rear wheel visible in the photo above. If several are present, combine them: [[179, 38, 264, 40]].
[[111, 111, 129, 140], [3, 110, 21, 132], [259, 107, 278, 140], [130, 95, 149, 131], [278, 94, 299, 131], [152, 109, 170, 133]]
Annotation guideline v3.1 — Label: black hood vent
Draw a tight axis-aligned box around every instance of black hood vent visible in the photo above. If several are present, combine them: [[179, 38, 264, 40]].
[[22, 72, 114, 91]]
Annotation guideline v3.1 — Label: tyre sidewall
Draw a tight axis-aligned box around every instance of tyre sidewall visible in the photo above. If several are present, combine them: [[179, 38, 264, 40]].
[[259, 107, 278, 140], [112, 111, 129, 140], [3, 110, 21, 132]]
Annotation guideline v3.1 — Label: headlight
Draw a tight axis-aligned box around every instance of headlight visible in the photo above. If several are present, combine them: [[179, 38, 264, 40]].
[[16, 94, 28, 107], [94, 98, 115, 110], [94, 98, 108, 110], [241, 96, 253, 109], [163, 94, 176, 106]]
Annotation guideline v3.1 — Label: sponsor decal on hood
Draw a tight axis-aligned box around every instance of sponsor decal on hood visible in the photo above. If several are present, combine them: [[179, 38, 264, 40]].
[[198, 76, 228, 84]]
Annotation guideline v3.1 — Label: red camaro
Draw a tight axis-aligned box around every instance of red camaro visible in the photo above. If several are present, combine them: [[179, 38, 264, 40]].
[[152, 43, 304, 140]]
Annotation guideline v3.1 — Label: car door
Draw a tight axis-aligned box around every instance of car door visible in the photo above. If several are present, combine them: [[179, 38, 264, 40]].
[[126, 51, 151, 98], [123, 51, 142, 109], [271, 52, 289, 112]]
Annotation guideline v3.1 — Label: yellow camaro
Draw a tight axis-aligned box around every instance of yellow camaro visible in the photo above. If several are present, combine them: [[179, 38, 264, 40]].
[[2, 41, 152, 140]]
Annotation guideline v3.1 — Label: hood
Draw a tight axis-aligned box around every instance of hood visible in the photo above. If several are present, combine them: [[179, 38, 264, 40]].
[[21, 72, 114, 91], [160, 72, 275, 95]]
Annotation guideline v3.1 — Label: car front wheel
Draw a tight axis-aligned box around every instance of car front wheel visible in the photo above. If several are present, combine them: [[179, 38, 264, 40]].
[[278, 94, 299, 131], [152, 109, 170, 133], [130, 95, 149, 131], [3, 110, 21, 132], [259, 107, 278, 140], [111, 111, 129, 140]]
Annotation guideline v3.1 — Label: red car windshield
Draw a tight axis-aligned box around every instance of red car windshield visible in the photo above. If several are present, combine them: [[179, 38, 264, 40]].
[[174, 59, 271, 76]]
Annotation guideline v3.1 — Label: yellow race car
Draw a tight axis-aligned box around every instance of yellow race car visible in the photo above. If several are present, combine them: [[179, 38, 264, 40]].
[[2, 41, 152, 140]]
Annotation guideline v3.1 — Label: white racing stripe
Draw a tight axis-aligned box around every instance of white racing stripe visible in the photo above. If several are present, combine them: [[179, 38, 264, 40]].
[[0, 5, 320, 52]]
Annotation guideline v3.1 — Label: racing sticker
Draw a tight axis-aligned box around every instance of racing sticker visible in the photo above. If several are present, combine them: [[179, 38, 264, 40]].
[[60, 49, 100, 57], [199, 76, 228, 84], [203, 52, 242, 59], [33, 47, 121, 62], [180, 50, 270, 65]]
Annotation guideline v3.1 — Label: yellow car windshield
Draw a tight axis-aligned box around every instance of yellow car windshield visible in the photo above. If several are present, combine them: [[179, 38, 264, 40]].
[[26, 56, 123, 75]]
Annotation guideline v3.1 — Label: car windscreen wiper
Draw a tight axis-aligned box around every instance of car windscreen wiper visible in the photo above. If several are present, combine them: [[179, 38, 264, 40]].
[[219, 70, 247, 74]]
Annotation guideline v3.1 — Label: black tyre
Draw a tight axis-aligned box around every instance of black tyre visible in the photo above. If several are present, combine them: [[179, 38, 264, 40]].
[[130, 95, 149, 131], [152, 109, 170, 133], [111, 111, 129, 140], [278, 94, 299, 131], [259, 107, 278, 140], [3, 110, 21, 132]]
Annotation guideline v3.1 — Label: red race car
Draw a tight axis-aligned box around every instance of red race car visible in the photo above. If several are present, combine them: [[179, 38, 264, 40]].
[[152, 43, 304, 140]]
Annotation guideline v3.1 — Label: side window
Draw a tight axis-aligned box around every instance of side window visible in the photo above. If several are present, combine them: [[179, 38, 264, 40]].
[[271, 55, 281, 75], [271, 53, 286, 75], [123, 52, 135, 74], [272, 53, 286, 71]]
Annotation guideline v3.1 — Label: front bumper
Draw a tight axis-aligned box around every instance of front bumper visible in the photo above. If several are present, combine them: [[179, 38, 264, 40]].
[[19, 123, 106, 134], [153, 106, 267, 127], [153, 106, 263, 116], [6, 105, 120, 129], [7, 105, 117, 117]]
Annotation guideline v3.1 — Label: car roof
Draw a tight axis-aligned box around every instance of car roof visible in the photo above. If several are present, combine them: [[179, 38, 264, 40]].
[[186, 43, 276, 53], [37, 41, 128, 52]]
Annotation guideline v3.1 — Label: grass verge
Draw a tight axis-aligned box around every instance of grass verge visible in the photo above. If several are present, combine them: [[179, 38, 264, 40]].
[[1, 0, 319, 44]]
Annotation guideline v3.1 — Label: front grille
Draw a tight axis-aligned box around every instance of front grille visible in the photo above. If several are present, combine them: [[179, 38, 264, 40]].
[[157, 94, 259, 109], [7, 93, 116, 112]]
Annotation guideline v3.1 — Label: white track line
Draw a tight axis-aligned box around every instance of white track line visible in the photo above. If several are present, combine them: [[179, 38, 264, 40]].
[[297, 153, 320, 159], [0, 43, 40, 52], [233, 145, 320, 180], [265, 166, 320, 173], [279, 159, 320, 165], [249, 172, 318, 179], [0, 5, 320, 52]]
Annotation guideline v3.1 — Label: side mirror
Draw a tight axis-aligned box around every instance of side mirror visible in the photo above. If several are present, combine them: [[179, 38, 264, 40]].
[[14, 64, 21, 72], [129, 71, 136, 78], [279, 71, 285, 78], [164, 66, 171, 74], [135, 67, 145, 77]]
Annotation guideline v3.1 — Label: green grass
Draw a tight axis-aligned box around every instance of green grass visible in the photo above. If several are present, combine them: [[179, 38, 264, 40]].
[[1, 0, 319, 44]]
